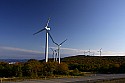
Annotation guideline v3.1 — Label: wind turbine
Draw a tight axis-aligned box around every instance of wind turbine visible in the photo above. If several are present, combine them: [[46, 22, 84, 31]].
[[98, 48, 102, 56], [88, 49, 91, 56], [33, 18, 51, 62], [47, 27, 67, 63], [92, 52, 95, 56], [84, 51, 86, 55], [55, 39, 67, 64], [84, 51, 87, 56], [50, 48, 55, 62], [54, 49, 58, 62], [49, 35, 67, 64]]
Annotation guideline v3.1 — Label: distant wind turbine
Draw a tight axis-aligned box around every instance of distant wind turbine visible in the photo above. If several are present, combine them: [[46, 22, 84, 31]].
[[33, 18, 51, 62], [84, 51, 87, 56], [49, 34, 67, 64], [84, 51, 86, 55], [98, 48, 102, 56], [55, 39, 67, 64], [50, 48, 55, 62], [88, 49, 91, 56], [55, 49, 58, 62], [92, 52, 95, 56]]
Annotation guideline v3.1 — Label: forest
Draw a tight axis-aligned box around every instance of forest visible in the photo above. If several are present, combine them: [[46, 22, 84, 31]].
[[0, 55, 125, 78]]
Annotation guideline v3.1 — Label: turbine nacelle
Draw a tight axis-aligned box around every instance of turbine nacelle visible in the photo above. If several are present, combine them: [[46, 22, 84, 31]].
[[45, 26, 50, 30], [97, 48, 102, 52]]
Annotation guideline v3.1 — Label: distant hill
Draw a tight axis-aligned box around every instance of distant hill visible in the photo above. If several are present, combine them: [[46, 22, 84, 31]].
[[61, 55, 125, 73], [62, 55, 125, 64]]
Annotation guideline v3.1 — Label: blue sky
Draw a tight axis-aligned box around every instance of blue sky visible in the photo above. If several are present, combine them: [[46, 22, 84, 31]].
[[0, 0, 125, 59]]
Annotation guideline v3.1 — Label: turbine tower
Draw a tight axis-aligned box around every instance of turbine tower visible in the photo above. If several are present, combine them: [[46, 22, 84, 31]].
[[98, 48, 102, 56], [88, 49, 91, 56], [54, 39, 67, 64], [50, 48, 55, 62], [55, 49, 58, 62], [92, 52, 95, 56], [84, 51, 86, 56], [33, 18, 50, 62]]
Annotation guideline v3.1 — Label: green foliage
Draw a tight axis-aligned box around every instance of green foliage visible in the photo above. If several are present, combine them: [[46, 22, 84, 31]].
[[42, 62, 57, 76], [119, 63, 125, 73], [1, 56, 125, 78], [13, 63, 23, 77], [22, 59, 42, 77], [54, 62, 69, 75], [70, 68, 80, 76], [62, 56, 125, 74], [0, 60, 69, 78], [0, 62, 14, 77]]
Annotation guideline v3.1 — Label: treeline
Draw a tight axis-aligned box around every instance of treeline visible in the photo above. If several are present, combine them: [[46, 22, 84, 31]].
[[62, 55, 125, 74], [0, 59, 69, 78], [1, 56, 125, 78]]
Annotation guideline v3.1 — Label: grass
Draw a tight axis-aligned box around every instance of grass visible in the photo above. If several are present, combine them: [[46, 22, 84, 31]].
[[1, 74, 125, 83], [0, 73, 92, 82]]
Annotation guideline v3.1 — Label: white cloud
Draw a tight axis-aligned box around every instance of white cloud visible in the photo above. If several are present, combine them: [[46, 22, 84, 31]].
[[0, 46, 125, 59], [0, 46, 44, 59], [1, 46, 42, 54], [50, 47, 125, 56]]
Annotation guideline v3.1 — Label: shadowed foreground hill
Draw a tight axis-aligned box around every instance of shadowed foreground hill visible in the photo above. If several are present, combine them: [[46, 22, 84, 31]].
[[1, 55, 125, 78], [62, 55, 125, 73]]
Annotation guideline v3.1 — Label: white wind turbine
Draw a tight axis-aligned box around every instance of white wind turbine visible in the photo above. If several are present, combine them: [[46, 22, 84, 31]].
[[48, 27, 67, 64], [84, 51, 87, 56], [49, 35, 67, 64], [50, 48, 58, 62], [84, 51, 86, 55], [98, 48, 102, 56], [50, 48, 55, 62], [58, 39, 67, 64], [92, 52, 95, 56], [33, 18, 51, 62], [88, 49, 91, 56], [54, 39, 67, 64], [55, 49, 58, 62]]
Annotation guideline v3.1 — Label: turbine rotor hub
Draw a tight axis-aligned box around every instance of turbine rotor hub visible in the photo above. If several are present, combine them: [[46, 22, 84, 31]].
[[45, 26, 50, 30]]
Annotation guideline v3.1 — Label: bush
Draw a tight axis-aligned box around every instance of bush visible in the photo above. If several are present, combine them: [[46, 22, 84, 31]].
[[70, 68, 80, 76]]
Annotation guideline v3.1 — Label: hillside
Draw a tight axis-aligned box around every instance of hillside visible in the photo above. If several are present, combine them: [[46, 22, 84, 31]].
[[62, 55, 125, 64], [1, 55, 125, 78], [61, 55, 125, 73]]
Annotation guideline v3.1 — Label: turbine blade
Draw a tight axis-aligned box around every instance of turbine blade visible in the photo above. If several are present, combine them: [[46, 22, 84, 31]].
[[46, 17, 51, 27], [60, 39, 67, 45], [50, 48, 54, 51], [33, 28, 45, 35], [54, 42, 58, 46], [48, 32, 58, 45]]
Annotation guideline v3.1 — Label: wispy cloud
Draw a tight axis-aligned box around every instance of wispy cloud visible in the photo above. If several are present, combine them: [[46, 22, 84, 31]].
[[0, 46, 44, 59], [50, 47, 125, 56], [0, 46, 125, 59], [1, 46, 42, 54]]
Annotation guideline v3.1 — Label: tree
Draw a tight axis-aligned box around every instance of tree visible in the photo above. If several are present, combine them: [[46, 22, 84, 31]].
[[42, 62, 57, 76], [55, 62, 69, 75], [70, 68, 80, 76], [22, 59, 42, 77], [13, 63, 23, 77]]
